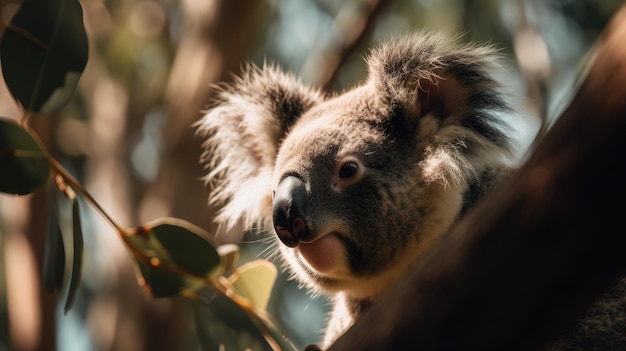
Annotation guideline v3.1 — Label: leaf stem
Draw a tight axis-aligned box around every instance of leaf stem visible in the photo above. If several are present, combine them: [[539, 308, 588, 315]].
[[48, 157, 125, 235], [20, 111, 31, 127]]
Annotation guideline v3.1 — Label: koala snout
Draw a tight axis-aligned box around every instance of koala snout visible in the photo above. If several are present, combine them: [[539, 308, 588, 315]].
[[273, 176, 307, 248]]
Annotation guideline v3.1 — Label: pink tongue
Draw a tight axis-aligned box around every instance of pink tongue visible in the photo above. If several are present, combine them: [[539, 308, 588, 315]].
[[298, 235, 342, 273]]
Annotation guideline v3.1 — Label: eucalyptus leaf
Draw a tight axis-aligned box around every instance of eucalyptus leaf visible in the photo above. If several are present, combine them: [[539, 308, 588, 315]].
[[194, 292, 273, 351], [0, 0, 88, 113], [125, 217, 220, 298], [213, 244, 239, 277], [0, 118, 50, 195], [42, 195, 65, 294], [133, 260, 184, 298], [229, 260, 277, 311], [193, 289, 297, 351], [64, 194, 83, 314]]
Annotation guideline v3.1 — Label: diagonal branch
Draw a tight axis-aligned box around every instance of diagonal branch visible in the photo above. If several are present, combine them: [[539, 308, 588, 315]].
[[301, 0, 391, 91]]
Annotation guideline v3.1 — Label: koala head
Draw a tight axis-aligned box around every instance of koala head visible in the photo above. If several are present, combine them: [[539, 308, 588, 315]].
[[198, 33, 515, 301]]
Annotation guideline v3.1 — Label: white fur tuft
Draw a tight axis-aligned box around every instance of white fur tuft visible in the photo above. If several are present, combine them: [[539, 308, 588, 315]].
[[196, 64, 322, 232]]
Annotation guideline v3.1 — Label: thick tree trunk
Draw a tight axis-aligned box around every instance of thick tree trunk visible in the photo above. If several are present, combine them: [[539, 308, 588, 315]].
[[330, 5, 626, 351]]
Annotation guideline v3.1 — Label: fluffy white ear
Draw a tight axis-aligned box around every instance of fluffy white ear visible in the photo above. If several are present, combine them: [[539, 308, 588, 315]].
[[196, 64, 323, 231], [367, 32, 515, 188]]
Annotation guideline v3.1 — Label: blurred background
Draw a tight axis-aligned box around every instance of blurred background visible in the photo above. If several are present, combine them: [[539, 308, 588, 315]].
[[0, 0, 623, 350]]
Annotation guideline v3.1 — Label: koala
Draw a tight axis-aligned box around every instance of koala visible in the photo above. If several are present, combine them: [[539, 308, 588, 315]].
[[195, 31, 518, 347], [197, 32, 515, 347], [197, 33, 514, 347], [197, 32, 626, 350]]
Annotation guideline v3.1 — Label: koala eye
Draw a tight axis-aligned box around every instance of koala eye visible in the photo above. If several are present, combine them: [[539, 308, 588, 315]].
[[339, 162, 358, 179]]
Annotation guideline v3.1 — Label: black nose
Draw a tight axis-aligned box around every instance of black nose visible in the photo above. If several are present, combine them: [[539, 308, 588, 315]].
[[273, 176, 307, 248]]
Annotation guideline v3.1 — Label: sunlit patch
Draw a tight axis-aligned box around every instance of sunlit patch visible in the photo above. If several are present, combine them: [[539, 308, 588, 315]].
[[40, 72, 82, 114]]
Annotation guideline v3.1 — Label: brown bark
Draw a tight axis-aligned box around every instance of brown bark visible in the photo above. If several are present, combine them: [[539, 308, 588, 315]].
[[20, 116, 57, 351], [330, 5, 626, 351], [25, 187, 57, 351]]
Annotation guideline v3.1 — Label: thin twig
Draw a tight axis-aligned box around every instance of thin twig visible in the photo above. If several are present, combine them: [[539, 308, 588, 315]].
[[302, 0, 392, 91], [48, 157, 125, 234], [20, 110, 31, 127]]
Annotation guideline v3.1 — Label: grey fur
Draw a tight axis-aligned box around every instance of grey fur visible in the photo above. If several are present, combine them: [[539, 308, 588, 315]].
[[547, 277, 626, 351], [197, 32, 624, 349]]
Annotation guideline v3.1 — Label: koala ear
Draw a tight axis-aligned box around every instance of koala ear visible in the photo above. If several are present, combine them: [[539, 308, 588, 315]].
[[196, 64, 323, 231], [367, 33, 514, 186]]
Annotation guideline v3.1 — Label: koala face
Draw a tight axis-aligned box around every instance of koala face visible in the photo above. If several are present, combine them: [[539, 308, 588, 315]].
[[198, 32, 514, 303], [271, 85, 467, 298]]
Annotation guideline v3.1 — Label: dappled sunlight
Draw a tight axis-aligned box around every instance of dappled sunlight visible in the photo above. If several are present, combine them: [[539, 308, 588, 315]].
[[0, 0, 624, 350], [4, 212, 41, 351]]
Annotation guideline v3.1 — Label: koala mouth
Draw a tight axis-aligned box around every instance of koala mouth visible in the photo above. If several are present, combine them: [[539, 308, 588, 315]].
[[296, 232, 346, 274]]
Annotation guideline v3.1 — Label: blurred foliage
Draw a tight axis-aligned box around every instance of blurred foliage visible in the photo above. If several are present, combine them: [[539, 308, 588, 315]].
[[0, 1, 296, 350], [0, 0, 624, 350]]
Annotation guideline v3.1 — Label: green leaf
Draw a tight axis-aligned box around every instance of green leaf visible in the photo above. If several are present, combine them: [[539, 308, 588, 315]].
[[193, 290, 298, 351], [229, 260, 277, 311], [64, 194, 84, 314], [0, 118, 50, 195], [126, 218, 221, 298], [0, 0, 88, 113], [42, 193, 65, 294], [194, 293, 274, 351]]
